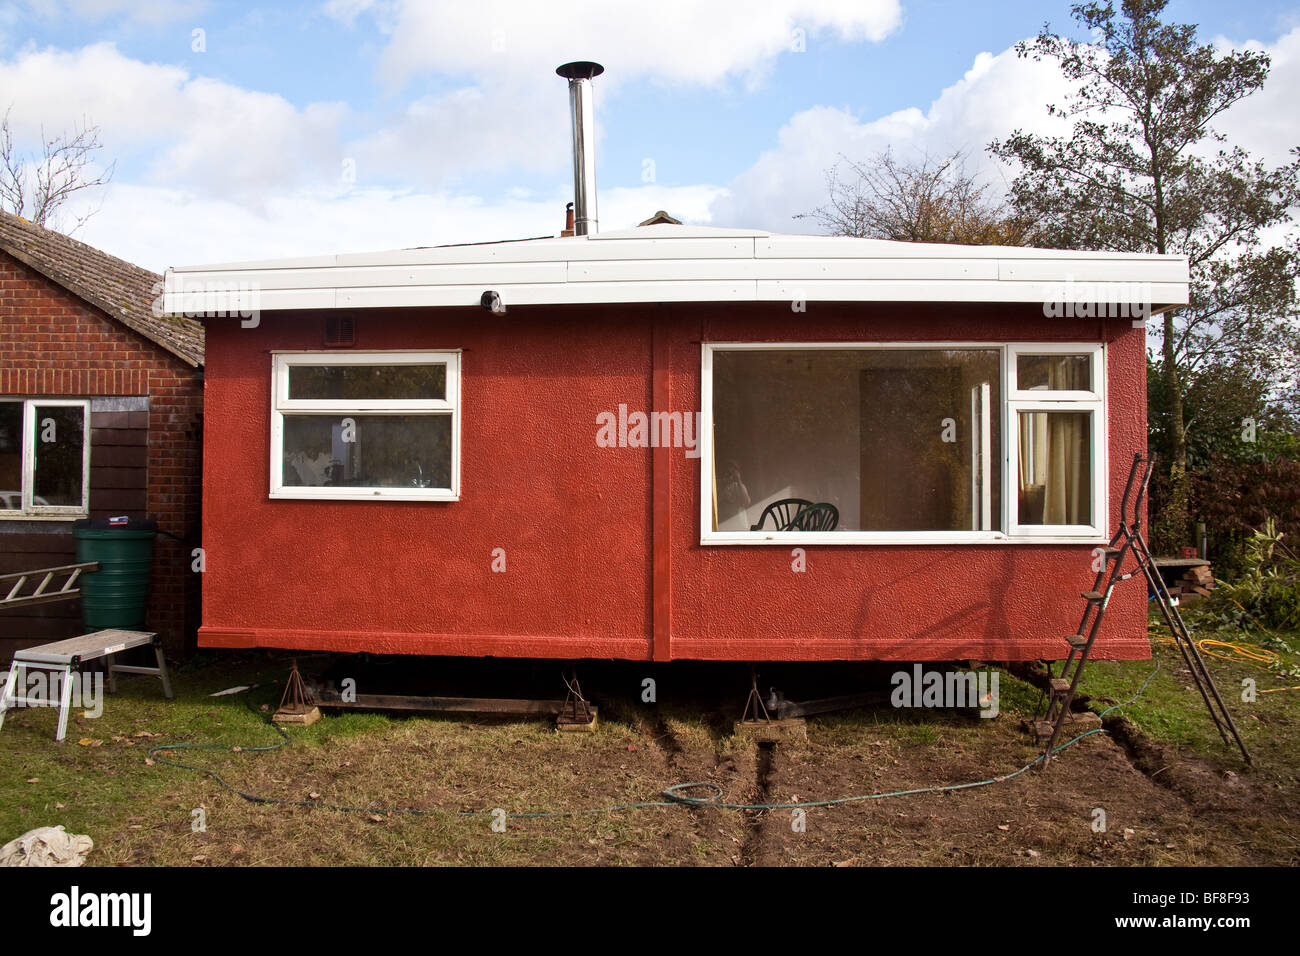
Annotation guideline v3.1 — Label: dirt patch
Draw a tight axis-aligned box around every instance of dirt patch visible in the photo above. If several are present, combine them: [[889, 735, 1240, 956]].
[[748, 711, 1244, 867], [92, 705, 753, 867]]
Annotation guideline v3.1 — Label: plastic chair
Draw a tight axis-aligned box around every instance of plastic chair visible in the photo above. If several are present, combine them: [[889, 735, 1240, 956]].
[[751, 498, 813, 531], [788, 503, 840, 531]]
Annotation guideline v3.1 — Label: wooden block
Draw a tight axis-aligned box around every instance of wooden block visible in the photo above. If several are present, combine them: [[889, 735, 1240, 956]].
[[733, 718, 807, 743], [555, 705, 598, 733], [1061, 710, 1103, 732], [1032, 711, 1102, 742], [273, 705, 321, 726]]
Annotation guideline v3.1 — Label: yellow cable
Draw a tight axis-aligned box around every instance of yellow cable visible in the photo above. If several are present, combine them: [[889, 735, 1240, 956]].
[[1151, 634, 1300, 693]]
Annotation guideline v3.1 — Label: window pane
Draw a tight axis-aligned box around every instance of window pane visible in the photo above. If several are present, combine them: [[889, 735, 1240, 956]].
[[1017, 411, 1092, 525], [288, 364, 446, 401], [33, 405, 84, 507], [0, 402, 21, 510], [712, 349, 1001, 532], [1017, 354, 1091, 391], [281, 414, 451, 489]]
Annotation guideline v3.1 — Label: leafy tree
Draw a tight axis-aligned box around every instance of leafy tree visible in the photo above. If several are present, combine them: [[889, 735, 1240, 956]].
[[798, 148, 1033, 244], [990, 0, 1300, 546]]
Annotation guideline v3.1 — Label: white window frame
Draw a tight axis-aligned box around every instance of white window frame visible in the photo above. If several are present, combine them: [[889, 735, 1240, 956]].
[[269, 350, 461, 502], [0, 398, 91, 519], [1006, 343, 1107, 539], [699, 342, 1108, 545]]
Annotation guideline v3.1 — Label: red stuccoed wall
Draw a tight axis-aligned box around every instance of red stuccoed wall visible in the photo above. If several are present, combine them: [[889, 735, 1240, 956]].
[[198, 301, 1149, 662]]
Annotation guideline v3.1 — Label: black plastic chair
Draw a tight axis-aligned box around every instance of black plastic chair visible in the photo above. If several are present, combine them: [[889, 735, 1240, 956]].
[[787, 502, 839, 531], [751, 498, 813, 531]]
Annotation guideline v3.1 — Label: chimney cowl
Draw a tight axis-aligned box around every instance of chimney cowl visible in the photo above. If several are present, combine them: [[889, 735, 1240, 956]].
[[556, 61, 604, 80]]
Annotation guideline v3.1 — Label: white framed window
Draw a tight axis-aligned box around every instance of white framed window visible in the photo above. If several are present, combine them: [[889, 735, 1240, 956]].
[[699, 342, 1107, 545], [1006, 344, 1106, 538], [269, 351, 461, 501], [0, 398, 91, 518]]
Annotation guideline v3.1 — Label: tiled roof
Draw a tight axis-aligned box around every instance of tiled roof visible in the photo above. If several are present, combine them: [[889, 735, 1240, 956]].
[[0, 209, 203, 367]]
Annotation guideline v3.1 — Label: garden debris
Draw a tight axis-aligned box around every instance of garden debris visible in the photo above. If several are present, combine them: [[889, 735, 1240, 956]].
[[0, 826, 93, 866]]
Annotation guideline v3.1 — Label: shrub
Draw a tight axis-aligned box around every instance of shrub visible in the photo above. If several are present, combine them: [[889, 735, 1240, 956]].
[[1205, 518, 1300, 636], [1190, 456, 1300, 576]]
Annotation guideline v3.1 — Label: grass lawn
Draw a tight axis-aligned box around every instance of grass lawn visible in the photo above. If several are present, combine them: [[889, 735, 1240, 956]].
[[1, 621, 1296, 866]]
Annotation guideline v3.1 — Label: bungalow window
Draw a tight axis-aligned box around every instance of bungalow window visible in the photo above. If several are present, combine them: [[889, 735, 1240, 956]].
[[269, 351, 460, 501], [701, 343, 1105, 543], [0, 399, 90, 517], [1007, 345, 1105, 536]]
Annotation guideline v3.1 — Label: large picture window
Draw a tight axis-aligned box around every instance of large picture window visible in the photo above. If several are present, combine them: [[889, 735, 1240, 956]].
[[700, 343, 1105, 544], [0, 398, 90, 518], [270, 351, 460, 501]]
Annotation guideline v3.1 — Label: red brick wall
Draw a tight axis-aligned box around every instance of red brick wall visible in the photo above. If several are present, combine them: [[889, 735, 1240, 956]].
[[0, 250, 202, 657]]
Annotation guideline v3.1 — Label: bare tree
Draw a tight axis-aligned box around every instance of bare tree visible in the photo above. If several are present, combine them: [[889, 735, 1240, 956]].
[[0, 106, 115, 235], [798, 148, 1033, 245]]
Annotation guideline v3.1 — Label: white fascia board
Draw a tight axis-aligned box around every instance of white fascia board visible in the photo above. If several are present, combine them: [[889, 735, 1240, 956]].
[[758, 279, 1188, 304], [162, 229, 1190, 315], [188, 261, 569, 293], [997, 258, 1189, 283], [337, 280, 759, 308]]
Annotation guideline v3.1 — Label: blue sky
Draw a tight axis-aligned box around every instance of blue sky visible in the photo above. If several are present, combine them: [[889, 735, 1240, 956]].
[[1, 0, 1297, 270]]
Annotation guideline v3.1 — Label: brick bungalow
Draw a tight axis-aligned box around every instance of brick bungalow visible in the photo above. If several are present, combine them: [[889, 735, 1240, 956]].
[[0, 210, 203, 658]]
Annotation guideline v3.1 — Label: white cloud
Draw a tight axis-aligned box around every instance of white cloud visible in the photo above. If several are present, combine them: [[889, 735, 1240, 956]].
[[0, 34, 726, 269], [1214, 26, 1300, 168], [0, 43, 348, 205], [712, 25, 1300, 235], [335, 0, 905, 195], [70, 180, 727, 272], [349, 81, 571, 191], [709, 44, 1075, 232], [339, 0, 902, 90]]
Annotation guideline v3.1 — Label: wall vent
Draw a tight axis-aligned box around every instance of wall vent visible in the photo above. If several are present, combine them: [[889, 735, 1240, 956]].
[[324, 313, 356, 347]]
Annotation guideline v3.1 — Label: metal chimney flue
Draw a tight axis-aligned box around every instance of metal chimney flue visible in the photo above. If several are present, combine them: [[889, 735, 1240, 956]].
[[556, 61, 603, 236]]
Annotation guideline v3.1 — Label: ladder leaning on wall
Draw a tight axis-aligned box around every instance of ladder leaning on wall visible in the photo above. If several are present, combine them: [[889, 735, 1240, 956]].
[[1036, 452, 1252, 770]]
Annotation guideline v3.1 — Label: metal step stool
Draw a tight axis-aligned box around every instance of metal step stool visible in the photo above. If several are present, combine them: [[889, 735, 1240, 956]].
[[0, 629, 173, 742]]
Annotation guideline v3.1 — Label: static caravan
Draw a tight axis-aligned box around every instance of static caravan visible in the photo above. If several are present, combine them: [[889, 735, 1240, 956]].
[[162, 63, 1187, 666], [164, 225, 1185, 664]]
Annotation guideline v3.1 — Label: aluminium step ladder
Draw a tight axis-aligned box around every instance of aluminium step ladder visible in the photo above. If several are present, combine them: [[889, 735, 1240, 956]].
[[0, 562, 100, 609], [1037, 452, 1251, 769]]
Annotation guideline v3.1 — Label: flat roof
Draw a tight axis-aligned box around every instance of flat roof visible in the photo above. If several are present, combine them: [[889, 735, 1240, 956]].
[[162, 224, 1188, 316]]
